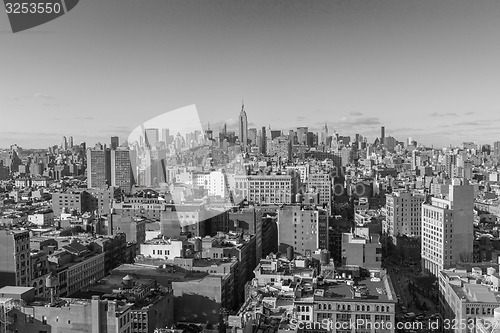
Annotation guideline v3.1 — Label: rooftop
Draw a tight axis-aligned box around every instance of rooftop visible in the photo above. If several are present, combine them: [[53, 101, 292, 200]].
[[0, 286, 34, 295]]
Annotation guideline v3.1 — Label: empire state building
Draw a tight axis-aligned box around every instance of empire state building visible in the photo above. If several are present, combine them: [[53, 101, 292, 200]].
[[239, 102, 248, 151]]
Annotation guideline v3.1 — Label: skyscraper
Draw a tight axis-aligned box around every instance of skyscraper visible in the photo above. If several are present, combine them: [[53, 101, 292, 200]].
[[421, 181, 474, 276], [385, 191, 425, 240], [296, 127, 308, 145], [494, 141, 500, 156], [86, 147, 111, 189], [162, 128, 170, 145], [321, 123, 329, 145], [110, 136, 119, 150], [144, 128, 159, 148], [111, 148, 132, 194], [62, 136, 68, 150], [68, 136, 73, 148], [248, 128, 257, 146], [239, 102, 248, 150], [260, 126, 267, 154], [381, 126, 385, 143]]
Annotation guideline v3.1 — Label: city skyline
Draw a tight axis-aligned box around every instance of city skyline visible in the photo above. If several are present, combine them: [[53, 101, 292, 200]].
[[0, 117, 496, 150], [2, 0, 500, 148]]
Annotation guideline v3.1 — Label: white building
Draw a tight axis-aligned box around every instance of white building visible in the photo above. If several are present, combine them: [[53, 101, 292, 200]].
[[421, 181, 474, 277], [385, 191, 425, 239], [192, 171, 228, 198], [140, 238, 184, 259], [28, 210, 54, 226]]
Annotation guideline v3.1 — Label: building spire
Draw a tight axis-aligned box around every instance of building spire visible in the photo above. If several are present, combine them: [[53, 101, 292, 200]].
[[242, 99, 244, 111]]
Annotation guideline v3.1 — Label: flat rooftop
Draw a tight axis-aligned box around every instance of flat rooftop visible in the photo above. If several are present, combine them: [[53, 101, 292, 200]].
[[0, 286, 35, 294], [294, 275, 395, 303], [451, 284, 500, 303]]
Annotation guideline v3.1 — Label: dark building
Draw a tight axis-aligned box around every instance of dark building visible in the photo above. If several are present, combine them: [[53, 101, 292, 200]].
[[110, 136, 119, 149], [260, 126, 267, 154], [261, 215, 278, 258], [328, 216, 352, 266], [87, 147, 111, 189], [90, 233, 127, 275], [270, 130, 281, 140]]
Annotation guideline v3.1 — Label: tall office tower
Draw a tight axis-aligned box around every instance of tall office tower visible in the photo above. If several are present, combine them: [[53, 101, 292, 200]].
[[445, 153, 457, 178], [111, 148, 132, 194], [86, 147, 111, 189], [248, 128, 257, 146], [411, 150, 421, 170], [110, 136, 119, 150], [494, 141, 500, 156], [260, 126, 267, 154], [0, 229, 30, 288], [62, 136, 68, 150], [287, 130, 295, 143], [385, 191, 425, 241], [463, 160, 473, 180], [296, 127, 308, 145], [162, 128, 170, 145], [239, 102, 248, 150], [421, 181, 474, 277], [380, 126, 385, 143], [68, 136, 73, 148], [144, 128, 159, 148], [308, 171, 332, 207], [321, 123, 329, 145], [306, 132, 315, 147], [277, 205, 329, 256]]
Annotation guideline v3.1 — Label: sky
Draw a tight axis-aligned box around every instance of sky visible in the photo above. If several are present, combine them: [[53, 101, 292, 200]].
[[1, 0, 500, 149]]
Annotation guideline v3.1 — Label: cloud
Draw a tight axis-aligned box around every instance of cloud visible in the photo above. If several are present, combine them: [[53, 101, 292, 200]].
[[429, 112, 457, 117], [312, 116, 380, 131], [389, 127, 423, 133], [464, 112, 475, 115], [349, 111, 363, 116], [33, 93, 55, 99], [454, 120, 489, 126], [341, 117, 380, 126], [0, 131, 62, 137], [75, 116, 95, 120], [98, 125, 131, 133]]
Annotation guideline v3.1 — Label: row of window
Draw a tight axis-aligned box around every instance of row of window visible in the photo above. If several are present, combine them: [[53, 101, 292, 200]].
[[316, 303, 392, 312]]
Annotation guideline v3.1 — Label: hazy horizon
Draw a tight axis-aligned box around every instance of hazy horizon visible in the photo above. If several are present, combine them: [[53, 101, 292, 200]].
[[2, 0, 500, 148]]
